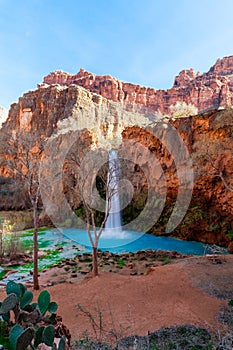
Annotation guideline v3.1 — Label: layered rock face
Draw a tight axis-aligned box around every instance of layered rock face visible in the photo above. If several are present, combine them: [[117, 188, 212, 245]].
[[43, 56, 233, 114]]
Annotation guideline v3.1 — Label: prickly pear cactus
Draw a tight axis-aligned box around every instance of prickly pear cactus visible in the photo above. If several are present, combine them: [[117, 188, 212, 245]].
[[0, 281, 68, 349]]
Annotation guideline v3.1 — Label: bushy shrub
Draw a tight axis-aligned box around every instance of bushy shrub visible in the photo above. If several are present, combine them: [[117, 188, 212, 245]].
[[0, 218, 30, 261], [170, 101, 198, 118]]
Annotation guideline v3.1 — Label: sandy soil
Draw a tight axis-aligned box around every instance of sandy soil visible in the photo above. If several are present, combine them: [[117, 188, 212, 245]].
[[0, 255, 232, 345]]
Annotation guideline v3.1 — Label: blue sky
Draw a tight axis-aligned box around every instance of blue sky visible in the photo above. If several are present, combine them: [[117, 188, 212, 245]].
[[1, 0, 233, 109]]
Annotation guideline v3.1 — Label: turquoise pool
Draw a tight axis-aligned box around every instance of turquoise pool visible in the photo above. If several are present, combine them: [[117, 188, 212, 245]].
[[61, 228, 216, 255]]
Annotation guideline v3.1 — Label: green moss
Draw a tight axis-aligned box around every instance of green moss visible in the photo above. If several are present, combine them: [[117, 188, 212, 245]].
[[11, 253, 64, 274], [82, 257, 92, 263], [17, 262, 33, 271], [0, 270, 7, 280], [209, 224, 218, 232], [55, 240, 68, 246], [38, 240, 52, 249], [118, 258, 124, 267], [24, 228, 34, 234], [161, 256, 171, 265], [121, 190, 148, 225], [38, 227, 48, 232], [41, 250, 60, 259], [21, 239, 33, 248], [20, 232, 33, 237], [38, 257, 65, 271], [179, 205, 205, 229], [227, 230, 233, 240], [22, 228, 47, 236]]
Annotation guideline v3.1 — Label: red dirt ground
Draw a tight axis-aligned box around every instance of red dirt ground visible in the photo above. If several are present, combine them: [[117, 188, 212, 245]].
[[1, 255, 232, 345]]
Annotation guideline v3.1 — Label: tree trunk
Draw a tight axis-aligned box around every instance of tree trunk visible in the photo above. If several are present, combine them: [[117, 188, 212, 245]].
[[33, 204, 39, 290], [92, 246, 98, 277]]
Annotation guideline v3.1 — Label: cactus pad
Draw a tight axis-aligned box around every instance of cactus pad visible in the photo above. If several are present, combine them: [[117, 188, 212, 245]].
[[6, 281, 21, 298], [42, 325, 55, 347], [16, 328, 34, 350], [48, 301, 58, 313], [58, 335, 66, 350], [34, 326, 44, 348], [20, 290, 33, 309], [0, 293, 18, 314], [38, 290, 50, 315], [9, 324, 23, 350]]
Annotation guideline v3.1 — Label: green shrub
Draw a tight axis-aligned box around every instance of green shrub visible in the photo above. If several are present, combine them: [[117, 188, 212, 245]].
[[118, 258, 124, 267], [227, 230, 233, 240], [0, 217, 31, 260]]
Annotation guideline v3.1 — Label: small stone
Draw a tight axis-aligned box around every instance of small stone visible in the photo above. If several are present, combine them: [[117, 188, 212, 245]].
[[58, 279, 66, 283], [66, 260, 76, 266], [130, 270, 138, 276], [56, 247, 63, 251], [57, 263, 64, 268]]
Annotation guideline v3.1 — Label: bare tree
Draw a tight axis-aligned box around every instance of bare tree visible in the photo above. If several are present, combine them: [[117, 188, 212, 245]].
[[64, 145, 118, 277], [0, 130, 44, 289]]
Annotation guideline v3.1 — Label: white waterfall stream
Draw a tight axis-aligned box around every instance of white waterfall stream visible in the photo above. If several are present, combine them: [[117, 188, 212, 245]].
[[104, 150, 122, 232]]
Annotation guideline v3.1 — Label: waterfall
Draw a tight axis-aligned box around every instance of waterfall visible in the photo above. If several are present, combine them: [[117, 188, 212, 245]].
[[104, 150, 122, 231]]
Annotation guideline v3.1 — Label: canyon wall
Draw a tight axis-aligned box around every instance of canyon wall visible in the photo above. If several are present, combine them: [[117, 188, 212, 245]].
[[0, 56, 233, 247], [43, 56, 233, 114]]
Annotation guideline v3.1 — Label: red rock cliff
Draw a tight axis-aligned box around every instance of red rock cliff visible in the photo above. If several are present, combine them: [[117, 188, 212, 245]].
[[43, 56, 233, 114]]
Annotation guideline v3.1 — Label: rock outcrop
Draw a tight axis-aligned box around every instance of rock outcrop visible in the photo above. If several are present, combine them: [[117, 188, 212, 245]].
[[43, 56, 233, 114]]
